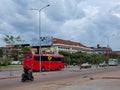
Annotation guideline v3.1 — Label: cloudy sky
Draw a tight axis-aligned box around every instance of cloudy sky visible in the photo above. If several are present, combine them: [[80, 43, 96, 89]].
[[0, 0, 120, 51]]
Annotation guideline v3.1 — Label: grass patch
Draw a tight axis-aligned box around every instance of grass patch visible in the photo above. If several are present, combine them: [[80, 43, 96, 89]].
[[0, 65, 22, 69]]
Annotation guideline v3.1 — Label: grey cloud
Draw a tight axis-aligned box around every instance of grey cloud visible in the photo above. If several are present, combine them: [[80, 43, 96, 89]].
[[46, 0, 86, 22], [0, 0, 120, 50]]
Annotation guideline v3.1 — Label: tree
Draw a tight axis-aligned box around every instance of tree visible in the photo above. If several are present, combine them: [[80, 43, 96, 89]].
[[59, 51, 72, 65], [17, 46, 31, 62], [59, 50, 109, 66], [21, 47, 31, 53], [72, 51, 89, 65], [3, 35, 24, 45], [2, 35, 31, 62], [0, 48, 3, 57]]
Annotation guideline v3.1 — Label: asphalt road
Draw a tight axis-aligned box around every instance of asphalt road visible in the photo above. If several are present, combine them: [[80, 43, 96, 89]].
[[57, 70, 120, 90], [0, 66, 120, 90]]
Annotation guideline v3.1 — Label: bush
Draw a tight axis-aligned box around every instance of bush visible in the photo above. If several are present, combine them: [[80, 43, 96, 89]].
[[0, 58, 13, 66]]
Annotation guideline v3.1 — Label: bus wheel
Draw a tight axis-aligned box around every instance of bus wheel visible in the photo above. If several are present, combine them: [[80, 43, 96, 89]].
[[58, 66, 61, 71], [41, 67, 45, 72]]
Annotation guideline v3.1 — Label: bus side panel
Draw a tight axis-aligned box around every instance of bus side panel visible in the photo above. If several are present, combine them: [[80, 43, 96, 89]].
[[41, 61, 49, 70], [33, 61, 40, 71], [32, 60, 49, 71], [59, 62, 65, 69], [41, 61, 65, 71], [34, 61, 51, 71], [50, 61, 55, 70], [30, 54, 65, 71], [46, 61, 65, 70]]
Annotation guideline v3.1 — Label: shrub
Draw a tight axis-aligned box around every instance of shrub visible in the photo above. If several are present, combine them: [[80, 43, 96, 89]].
[[0, 58, 13, 66]]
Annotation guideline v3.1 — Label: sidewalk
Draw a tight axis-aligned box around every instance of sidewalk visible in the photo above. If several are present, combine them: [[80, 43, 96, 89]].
[[56, 70, 120, 90]]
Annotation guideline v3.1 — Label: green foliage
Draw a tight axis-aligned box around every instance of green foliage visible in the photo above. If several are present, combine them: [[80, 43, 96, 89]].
[[72, 51, 90, 64], [0, 58, 13, 66], [2, 34, 31, 62], [59, 51, 72, 65], [0, 48, 3, 57], [59, 51, 108, 65], [92, 54, 107, 64], [21, 47, 31, 53], [13, 46, 31, 61], [3, 35, 24, 45], [3, 35, 14, 44], [0, 65, 21, 69]]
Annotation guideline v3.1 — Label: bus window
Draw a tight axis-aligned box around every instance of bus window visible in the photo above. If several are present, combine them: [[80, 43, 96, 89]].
[[49, 56, 63, 61], [34, 56, 48, 61], [34, 56, 39, 61]]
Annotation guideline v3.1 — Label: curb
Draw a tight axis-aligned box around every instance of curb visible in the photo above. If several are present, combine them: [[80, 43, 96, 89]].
[[0, 76, 20, 79], [102, 77, 120, 79], [0, 68, 23, 72], [0, 72, 56, 80]]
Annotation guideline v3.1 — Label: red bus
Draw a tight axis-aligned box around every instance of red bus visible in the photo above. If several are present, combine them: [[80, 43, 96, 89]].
[[23, 53, 65, 72]]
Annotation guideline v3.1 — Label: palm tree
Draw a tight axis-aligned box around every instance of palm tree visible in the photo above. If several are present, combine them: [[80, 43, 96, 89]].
[[2, 35, 27, 60], [3, 35, 15, 45]]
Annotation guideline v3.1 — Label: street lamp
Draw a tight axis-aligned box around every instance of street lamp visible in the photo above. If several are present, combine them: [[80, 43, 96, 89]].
[[31, 4, 50, 72], [105, 35, 115, 59]]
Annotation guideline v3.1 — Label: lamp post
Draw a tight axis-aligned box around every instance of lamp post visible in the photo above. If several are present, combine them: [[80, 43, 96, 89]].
[[105, 35, 115, 66], [105, 35, 114, 58], [31, 4, 50, 72]]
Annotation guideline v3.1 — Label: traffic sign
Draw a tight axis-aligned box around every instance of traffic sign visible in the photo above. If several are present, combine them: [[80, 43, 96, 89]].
[[48, 56, 52, 61]]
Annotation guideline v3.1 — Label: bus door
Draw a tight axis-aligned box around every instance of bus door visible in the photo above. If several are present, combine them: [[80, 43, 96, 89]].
[[34, 56, 41, 71], [47, 56, 53, 70]]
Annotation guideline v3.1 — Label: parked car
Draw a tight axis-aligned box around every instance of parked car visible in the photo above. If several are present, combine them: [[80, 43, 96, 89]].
[[11, 61, 21, 65], [99, 62, 107, 67], [80, 62, 92, 68]]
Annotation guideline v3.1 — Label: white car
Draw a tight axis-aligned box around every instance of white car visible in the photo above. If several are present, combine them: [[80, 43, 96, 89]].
[[80, 63, 92, 68], [99, 62, 107, 67], [11, 61, 21, 65]]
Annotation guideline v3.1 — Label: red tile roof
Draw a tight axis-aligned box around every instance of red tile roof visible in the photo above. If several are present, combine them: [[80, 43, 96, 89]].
[[53, 38, 88, 48]]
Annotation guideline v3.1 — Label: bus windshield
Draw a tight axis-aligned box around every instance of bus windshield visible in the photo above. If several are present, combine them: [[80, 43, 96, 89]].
[[24, 55, 32, 59]]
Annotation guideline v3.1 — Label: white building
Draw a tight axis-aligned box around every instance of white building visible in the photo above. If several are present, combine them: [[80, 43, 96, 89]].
[[40, 38, 93, 54]]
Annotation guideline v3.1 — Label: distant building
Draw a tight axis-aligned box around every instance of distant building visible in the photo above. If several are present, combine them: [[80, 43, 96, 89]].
[[31, 38, 93, 54], [90, 44, 112, 54], [51, 38, 93, 54], [112, 51, 120, 55], [2, 39, 110, 59], [1, 44, 30, 59]]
